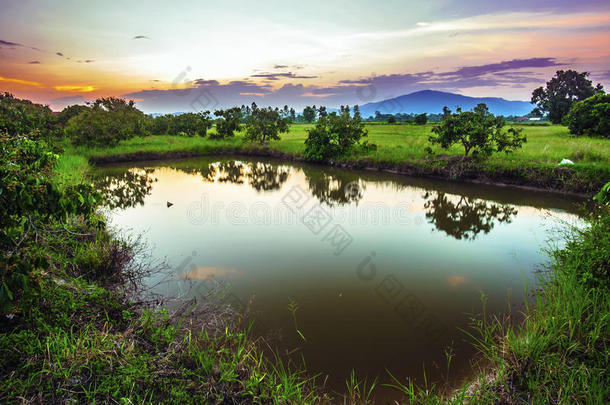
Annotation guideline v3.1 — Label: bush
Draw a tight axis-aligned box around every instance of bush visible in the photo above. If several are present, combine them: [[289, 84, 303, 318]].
[[303, 110, 368, 161], [65, 98, 150, 147], [565, 93, 610, 138], [0, 133, 99, 312], [212, 107, 242, 139], [244, 106, 289, 143], [0, 92, 57, 138], [165, 112, 212, 137], [414, 113, 427, 125], [429, 103, 526, 157]]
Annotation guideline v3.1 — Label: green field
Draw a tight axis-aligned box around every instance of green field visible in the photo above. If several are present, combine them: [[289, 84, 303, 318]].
[[64, 123, 610, 166], [58, 123, 610, 194]]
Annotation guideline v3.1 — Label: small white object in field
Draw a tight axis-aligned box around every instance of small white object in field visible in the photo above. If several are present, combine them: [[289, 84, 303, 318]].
[[559, 159, 574, 166]]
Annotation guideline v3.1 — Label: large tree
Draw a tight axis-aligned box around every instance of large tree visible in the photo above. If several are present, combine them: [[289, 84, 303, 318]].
[[244, 105, 289, 143], [429, 103, 525, 157], [531, 70, 604, 124]]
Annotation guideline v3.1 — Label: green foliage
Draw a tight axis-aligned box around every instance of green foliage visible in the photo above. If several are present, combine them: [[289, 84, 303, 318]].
[[531, 70, 604, 124], [429, 103, 526, 157], [387, 116, 396, 124], [593, 182, 610, 205], [0, 92, 57, 138], [212, 107, 242, 139], [303, 109, 368, 161], [244, 105, 289, 143], [414, 113, 427, 125], [0, 134, 99, 313], [55, 104, 90, 128], [565, 93, 610, 138], [302, 105, 317, 123], [151, 112, 213, 137], [65, 97, 150, 147]]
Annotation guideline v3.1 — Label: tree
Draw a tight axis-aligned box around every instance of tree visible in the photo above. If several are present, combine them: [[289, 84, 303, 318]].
[[415, 113, 427, 125], [318, 106, 328, 118], [244, 105, 289, 143], [564, 93, 610, 138], [531, 70, 604, 124], [0, 133, 98, 311], [0, 92, 57, 138], [212, 107, 242, 139], [387, 116, 396, 124], [303, 106, 317, 123], [168, 112, 212, 136], [353, 105, 361, 119], [442, 106, 451, 121], [56, 104, 90, 128], [65, 97, 149, 146], [429, 103, 526, 157], [303, 110, 368, 161]]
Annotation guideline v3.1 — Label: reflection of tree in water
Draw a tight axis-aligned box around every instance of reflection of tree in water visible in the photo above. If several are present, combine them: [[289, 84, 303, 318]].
[[94, 169, 158, 209], [423, 192, 517, 240], [305, 172, 365, 206], [200, 161, 289, 191]]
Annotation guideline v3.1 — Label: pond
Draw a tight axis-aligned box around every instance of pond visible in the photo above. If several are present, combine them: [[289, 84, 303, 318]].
[[92, 156, 584, 401]]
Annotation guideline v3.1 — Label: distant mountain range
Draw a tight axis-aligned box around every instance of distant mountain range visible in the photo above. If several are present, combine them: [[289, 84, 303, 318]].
[[358, 90, 534, 117]]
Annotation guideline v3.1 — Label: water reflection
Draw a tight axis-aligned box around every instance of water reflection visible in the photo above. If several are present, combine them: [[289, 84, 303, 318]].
[[305, 172, 365, 206], [93, 169, 157, 209], [423, 192, 518, 240]]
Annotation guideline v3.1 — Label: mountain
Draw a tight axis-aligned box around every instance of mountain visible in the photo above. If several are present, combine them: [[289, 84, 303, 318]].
[[358, 90, 534, 117]]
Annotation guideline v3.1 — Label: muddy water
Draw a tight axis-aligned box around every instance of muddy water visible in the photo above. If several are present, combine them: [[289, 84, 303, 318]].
[[93, 156, 584, 402]]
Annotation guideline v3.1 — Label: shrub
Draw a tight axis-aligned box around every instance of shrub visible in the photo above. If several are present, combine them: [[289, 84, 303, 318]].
[[212, 107, 242, 139], [429, 103, 526, 157], [303, 110, 368, 161], [565, 93, 610, 138], [414, 113, 427, 125], [0, 133, 99, 312], [244, 106, 289, 143], [0, 92, 57, 138], [168, 112, 212, 137], [65, 97, 149, 147]]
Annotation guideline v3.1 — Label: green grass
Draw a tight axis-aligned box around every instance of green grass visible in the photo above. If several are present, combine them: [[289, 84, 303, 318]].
[[0, 218, 323, 404], [63, 123, 610, 168], [56, 123, 610, 195]]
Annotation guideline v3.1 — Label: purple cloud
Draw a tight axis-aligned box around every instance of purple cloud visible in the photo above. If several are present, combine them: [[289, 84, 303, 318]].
[[251, 72, 318, 80], [56, 52, 64, 57], [28, 60, 41, 64], [438, 58, 563, 78]]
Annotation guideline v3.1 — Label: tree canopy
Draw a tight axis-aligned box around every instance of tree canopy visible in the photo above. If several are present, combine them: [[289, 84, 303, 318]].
[[531, 70, 604, 124], [429, 103, 526, 157]]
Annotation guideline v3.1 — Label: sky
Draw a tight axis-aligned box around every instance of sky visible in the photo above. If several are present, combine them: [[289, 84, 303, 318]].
[[1, 0, 609, 112]]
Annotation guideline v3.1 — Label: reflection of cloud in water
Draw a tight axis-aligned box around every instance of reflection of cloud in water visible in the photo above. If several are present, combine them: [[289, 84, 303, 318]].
[[446, 275, 467, 288], [180, 266, 240, 280]]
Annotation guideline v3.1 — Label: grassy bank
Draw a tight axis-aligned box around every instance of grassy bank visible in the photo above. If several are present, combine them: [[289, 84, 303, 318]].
[[0, 217, 324, 404], [59, 123, 610, 195]]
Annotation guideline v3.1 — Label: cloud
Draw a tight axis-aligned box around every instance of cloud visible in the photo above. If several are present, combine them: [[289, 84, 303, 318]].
[[56, 52, 64, 57], [133, 35, 150, 40], [0, 39, 23, 47], [437, 58, 562, 79], [28, 60, 41, 64], [54, 85, 96, 92], [251, 72, 318, 80], [273, 64, 288, 69], [0, 76, 44, 87], [122, 57, 566, 113]]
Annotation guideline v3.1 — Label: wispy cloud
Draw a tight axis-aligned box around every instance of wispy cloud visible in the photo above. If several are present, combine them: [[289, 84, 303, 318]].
[[251, 72, 318, 80], [0, 76, 44, 87], [133, 35, 150, 40], [54, 85, 96, 92], [28, 60, 41, 64]]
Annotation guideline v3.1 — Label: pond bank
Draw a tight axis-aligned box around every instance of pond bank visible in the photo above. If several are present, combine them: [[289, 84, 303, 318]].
[[86, 145, 607, 197]]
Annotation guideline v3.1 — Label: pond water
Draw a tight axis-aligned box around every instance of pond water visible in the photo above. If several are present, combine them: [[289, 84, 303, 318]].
[[92, 156, 584, 402]]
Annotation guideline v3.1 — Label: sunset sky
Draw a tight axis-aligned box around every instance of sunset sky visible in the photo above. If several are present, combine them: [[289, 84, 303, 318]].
[[1, 0, 609, 112]]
